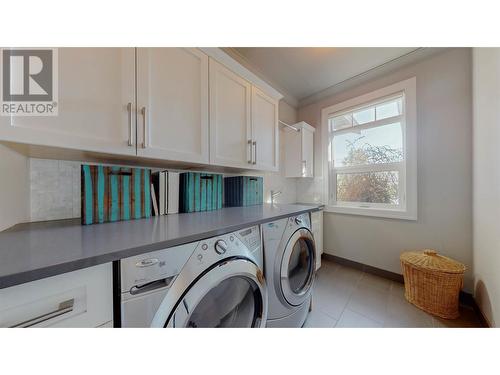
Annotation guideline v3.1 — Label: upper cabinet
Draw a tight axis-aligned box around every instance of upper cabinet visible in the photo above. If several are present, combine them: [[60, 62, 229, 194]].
[[0, 47, 282, 171], [209, 59, 252, 169], [208, 57, 280, 172], [136, 48, 209, 164], [0, 48, 136, 156], [284, 121, 315, 178], [251, 86, 279, 171]]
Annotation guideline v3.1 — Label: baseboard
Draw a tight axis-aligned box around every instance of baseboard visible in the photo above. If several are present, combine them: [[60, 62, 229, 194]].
[[322, 253, 487, 324], [323, 253, 403, 283], [468, 297, 492, 328]]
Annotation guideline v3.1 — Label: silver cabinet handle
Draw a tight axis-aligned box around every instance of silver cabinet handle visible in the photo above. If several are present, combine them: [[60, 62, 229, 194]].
[[141, 106, 147, 149], [247, 140, 252, 164], [252, 141, 257, 165], [127, 103, 134, 147], [9, 298, 74, 328]]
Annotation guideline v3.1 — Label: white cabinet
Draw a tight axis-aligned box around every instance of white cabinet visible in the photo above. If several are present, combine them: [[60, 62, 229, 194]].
[[0, 48, 283, 171], [136, 48, 209, 164], [209, 59, 252, 169], [252, 86, 279, 172], [284, 121, 315, 177], [0, 48, 136, 156], [209, 58, 279, 171], [311, 209, 324, 270], [0, 263, 113, 328]]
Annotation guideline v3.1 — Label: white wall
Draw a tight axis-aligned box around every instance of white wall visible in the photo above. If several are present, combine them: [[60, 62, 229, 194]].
[[0, 144, 29, 231], [298, 48, 474, 291], [472, 48, 500, 327]]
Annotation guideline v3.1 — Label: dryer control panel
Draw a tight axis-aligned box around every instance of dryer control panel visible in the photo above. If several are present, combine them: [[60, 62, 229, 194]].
[[193, 226, 261, 269], [236, 225, 261, 253], [288, 213, 311, 230]]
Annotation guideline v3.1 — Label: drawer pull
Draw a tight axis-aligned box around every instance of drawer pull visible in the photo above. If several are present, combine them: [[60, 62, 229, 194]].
[[10, 298, 75, 328]]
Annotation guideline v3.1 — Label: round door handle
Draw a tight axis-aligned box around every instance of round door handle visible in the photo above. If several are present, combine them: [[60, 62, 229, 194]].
[[214, 240, 228, 255]]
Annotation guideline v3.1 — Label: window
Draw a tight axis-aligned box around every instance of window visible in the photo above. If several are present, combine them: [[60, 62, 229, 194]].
[[321, 77, 417, 220]]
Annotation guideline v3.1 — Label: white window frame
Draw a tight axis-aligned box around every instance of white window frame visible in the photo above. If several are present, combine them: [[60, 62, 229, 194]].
[[321, 77, 417, 220]]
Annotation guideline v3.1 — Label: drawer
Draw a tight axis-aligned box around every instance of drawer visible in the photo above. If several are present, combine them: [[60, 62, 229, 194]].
[[0, 263, 112, 328]]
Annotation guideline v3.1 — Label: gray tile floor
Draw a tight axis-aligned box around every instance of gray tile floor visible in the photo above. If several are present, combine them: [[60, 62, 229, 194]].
[[304, 259, 484, 328]]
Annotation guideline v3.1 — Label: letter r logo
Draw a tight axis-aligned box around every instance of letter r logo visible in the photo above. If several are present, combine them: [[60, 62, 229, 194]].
[[2, 49, 53, 102]]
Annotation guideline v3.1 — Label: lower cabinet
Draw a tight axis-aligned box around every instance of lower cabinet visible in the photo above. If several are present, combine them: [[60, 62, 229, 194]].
[[0, 263, 113, 328], [311, 210, 324, 270]]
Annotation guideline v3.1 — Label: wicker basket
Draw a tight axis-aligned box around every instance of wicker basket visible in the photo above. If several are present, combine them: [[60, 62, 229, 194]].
[[400, 249, 466, 319]]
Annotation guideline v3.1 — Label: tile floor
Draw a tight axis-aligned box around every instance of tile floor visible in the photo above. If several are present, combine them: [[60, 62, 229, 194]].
[[304, 259, 484, 328]]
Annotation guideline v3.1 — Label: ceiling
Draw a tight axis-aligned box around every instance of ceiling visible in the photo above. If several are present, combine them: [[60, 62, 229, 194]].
[[232, 48, 419, 104]]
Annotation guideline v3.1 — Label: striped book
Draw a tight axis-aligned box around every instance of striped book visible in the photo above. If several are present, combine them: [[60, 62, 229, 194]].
[[224, 176, 263, 207], [81, 165, 152, 225], [179, 172, 223, 213]]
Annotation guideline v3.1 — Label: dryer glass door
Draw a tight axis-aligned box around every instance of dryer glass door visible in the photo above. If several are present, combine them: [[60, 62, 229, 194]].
[[166, 259, 267, 328], [280, 228, 316, 306], [187, 276, 256, 328]]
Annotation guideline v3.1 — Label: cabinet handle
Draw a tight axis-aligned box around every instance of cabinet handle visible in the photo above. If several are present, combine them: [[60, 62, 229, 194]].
[[141, 106, 147, 149], [9, 298, 74, 328], [247, 140, 252, 164], [252, 141, 257, 165], [127, 102, 134, 147]]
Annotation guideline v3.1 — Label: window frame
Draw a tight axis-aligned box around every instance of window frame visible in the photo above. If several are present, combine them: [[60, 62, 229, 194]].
[[321, 77, 417, 220]]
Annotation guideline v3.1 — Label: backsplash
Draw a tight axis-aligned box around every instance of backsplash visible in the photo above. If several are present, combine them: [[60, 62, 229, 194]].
[[30, 159, 81, 221], [29, 157, 298, 222], [296, 177, 324, 204]]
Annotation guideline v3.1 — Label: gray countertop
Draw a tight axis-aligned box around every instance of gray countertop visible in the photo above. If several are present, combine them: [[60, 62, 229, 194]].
[[0, 203, 321, 289]]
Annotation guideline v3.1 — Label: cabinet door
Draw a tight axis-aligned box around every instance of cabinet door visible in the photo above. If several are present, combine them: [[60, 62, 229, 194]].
[[209, 59, 252, 169], [136, 48, 209, 164], [251, 86, 279, 172], [284, 128, 302, 177], [0, 48, 136, 156], [0, 263, 112, 328], [302, 128, 314, 177]]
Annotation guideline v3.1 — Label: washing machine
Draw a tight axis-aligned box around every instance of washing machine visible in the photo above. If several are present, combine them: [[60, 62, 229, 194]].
[[262, 213, 316, 327], [119, 225, 267, 328]]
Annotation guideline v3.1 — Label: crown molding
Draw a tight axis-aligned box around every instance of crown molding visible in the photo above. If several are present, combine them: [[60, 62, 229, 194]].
[[222, 47, 299, 108], [298, 47, 449, 108]]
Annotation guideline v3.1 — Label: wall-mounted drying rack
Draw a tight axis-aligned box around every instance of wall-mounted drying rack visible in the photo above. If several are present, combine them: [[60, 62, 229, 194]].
[[279, 120, 300, 132]]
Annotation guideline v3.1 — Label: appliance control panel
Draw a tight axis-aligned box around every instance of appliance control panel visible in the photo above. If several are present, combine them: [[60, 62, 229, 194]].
[[288, 213, 311, 229], [193, 226, 261, 267], [121, 226, 262, 294], [236, 225, 261, 253]]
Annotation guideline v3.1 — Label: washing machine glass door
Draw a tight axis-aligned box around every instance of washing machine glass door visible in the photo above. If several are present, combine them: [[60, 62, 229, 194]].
[[166, 259, 267, 328], [280, 228, 316, 306]]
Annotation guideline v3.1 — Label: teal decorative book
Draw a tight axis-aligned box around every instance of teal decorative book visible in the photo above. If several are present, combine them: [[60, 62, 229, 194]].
[[179, 172, 223, 213], [81, 165, 151, 225], [224, 176, 263, 207]]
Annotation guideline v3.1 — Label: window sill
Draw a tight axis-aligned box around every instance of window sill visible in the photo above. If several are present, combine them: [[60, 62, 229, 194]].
[[324, 205, 417, 221]]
